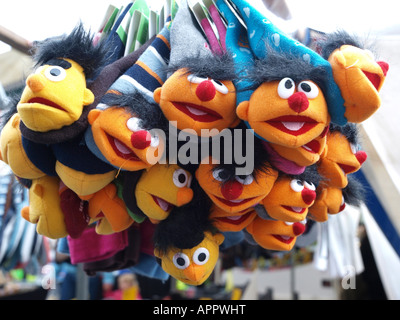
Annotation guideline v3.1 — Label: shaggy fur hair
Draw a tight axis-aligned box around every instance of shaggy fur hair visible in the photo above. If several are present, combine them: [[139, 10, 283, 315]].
[[330, 122, 361, 146], [343, 175, 365, 206], [317, 30, 364, 60]]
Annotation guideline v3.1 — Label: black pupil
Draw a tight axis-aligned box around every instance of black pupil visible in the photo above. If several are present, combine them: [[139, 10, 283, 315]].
[[285, 79, 293, 89], [177, 257, 186, 266], [301, 83, 311, 92], [218, 171, 229, 180], [297, 180, 303, 186], [213, 80, 223, 86], [50, 68, 61, 77], [198, 253, 206, 262], [178, 174, 186, 184]]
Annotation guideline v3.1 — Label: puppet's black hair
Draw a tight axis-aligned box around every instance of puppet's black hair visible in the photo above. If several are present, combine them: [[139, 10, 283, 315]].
[[245, 46, 328, 91], [166, 52, 238, 81], [153, 177, 216, 254], [318, 30, 364, 60], [343, 174, 365, 207], [329, 122, 361, 145], [32, 23, 110, 79], [0, 94, 19, 130]]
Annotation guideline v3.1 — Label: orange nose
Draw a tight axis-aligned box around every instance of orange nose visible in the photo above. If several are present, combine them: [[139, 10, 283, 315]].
[[288, 92, 309, 113], [196, 80, 216, 101], [26, 74, 46, 93]]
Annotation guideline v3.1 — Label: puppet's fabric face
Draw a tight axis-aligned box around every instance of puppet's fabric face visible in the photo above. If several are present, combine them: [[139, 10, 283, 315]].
[[236, 79, 330, 148], [246, 217, 306, 251], [88, 107, 164, 171], [318, 131, 367, 189], [154, 69, 239, 137], [154, 232, 224, 286], [210, 205, 256, 232], [268, 125, 329, 167], [328, 45, 389, 123], [17, 59, 94, 132], [262, 176, 317, 222], [195, 162, 278, 214], [308, 186, 345, 222], [135, 164, 193, 223]]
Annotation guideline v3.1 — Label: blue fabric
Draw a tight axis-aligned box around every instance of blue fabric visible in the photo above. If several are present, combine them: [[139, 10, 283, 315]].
[[129, 253, 169, 281], [221, 231, 245, 250]]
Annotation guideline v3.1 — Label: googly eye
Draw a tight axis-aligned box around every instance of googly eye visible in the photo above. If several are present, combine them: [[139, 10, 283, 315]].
[[290, 179, 304, 192], [127, 117, 141, 132], [187, 74, 209, 84], [303, 181, 316, 191], [173, 253, 190, 269], [350, 143, 358, 154], [193, 247, 209, 265], [150, 133, 160, 148], [235, 174, 254, 185], [211, 79, 229, 94], [298, 81, 319, 99], [278, 77, 295, 99], [300, 219, 307, 225], [212, 168, 228, 182], [173, 169, 188, 188], [284, 221, 294, 226], [34, 66, 44, 74], [44, 66, 66, 82]]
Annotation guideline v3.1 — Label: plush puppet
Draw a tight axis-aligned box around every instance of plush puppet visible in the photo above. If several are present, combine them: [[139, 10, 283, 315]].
[[153, 2, 240, 137], [20, 175, 68, 239], [318, 30, 389, 123], [134, 163, 194, 223], [317, 123, 367, 189], [257, 165, 320, 223], [236, 49, 331, 148], [246, 217, 307, 251], [210, 205, 257, 233]]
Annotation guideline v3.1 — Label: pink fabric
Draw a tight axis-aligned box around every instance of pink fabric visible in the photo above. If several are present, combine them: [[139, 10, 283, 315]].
[[68, 226, 128, 264], [209, 4, 226, 52], [201, 18, 223, 56]]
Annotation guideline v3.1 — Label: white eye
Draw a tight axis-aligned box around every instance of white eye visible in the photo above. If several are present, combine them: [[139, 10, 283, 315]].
[[300, 219, 307, 225], [193, 247, 209, 265], [173, 169, 189, 188], [44, 66, 66, 82], [298, 81, 319, 99], [211, 79, 229, 94], [150, 133, 160, 148], [35, 66, 44, 74], [303, 181, 316, 191], [278, 78, 295, 99], [284, 221, 294, 226], [350, 143, 358, 154], [127, 117, 141, 132], [173, 253, 190, 269], [235, 174, 254, 185], [212, 168, 227, 182], [290, 179, 304, 192], [187, 74, 208, 84]]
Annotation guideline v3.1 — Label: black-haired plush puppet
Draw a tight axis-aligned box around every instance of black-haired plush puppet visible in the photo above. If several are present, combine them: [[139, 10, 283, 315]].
[[236, 49, 331, 148], [318, 30, 389, 123], [256, 165, 321, 223], [153, 178, 224, 286]]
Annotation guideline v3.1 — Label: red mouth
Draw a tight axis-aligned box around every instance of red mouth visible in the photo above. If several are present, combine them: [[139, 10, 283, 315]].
[[172, 102, 222, 122], [363, 70, 381, 90], [28, 97, 66, 111], [273, 235, 294, 244], [302, 139, 320, 154], [266, 116, 318, 136], [338, 163, 356, 174], [151, 195, 173, 212], [282, 205, 306, 214], [107, 134, 140, 161], [339, 202, 346, 212], [215, 196, 256, 207], [216, 211, 254, 225]]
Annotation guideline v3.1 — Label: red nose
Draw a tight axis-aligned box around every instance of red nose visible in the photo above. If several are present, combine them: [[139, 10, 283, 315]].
[[288, 92, 309, 113], [301, 188, 316, 205], [355, 150, 367, 165], [377, 61, 389, 77], [221, 180, 243, 200], [293, 222, 306, 236], [131, 130, 151, 149], [196, 80, 216, 101]]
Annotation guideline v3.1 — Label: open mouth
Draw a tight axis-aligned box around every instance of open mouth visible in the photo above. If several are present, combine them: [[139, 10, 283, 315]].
[[339, 197, 346, 212], [302, 139, 320, 154], [363, 70, 381, 90], [282, 205, 306, 214], [106, 134, 140, 161], [273, 235, 294, 244], [215, 196, 256, 207], [338, 163, 356, 174], [266, 116, 318, 136], [27, 97, 66, 111], [172, 102, 222, 122], [151, 195, 173, 212], [216, 210, 253, 225]]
